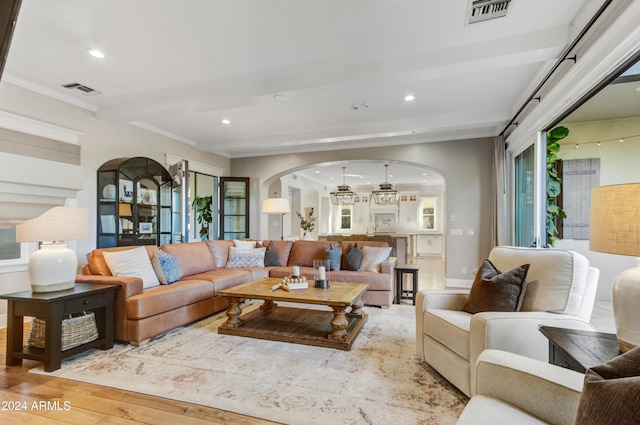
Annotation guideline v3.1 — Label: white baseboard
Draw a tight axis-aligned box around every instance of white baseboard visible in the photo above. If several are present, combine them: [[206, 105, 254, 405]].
[[445, 278, 473, 289]]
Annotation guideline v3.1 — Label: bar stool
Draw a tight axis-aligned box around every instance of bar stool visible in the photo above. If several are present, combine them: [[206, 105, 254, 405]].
[[395, 263, 420, 305]]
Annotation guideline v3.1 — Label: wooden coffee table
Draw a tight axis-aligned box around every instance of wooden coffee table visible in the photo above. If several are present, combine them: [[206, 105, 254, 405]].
[[218, 278, 369, 350]]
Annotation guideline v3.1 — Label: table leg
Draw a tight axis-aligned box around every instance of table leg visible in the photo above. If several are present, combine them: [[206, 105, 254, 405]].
[[349, 297, 365, 317], [5, 301, 22, 366], [260, 299, 277, 311], [44, 302, 64, 372], [220, 297, 244, 329], [328, 306, 348, 341]]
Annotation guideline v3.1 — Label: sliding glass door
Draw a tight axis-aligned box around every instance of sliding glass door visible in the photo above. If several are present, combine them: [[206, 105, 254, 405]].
[[514, 145, 536, 247]]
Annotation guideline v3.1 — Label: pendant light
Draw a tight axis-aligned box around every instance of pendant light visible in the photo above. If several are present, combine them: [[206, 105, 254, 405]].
[[330, 167, 356, 205], [372, 164, 399, 205]]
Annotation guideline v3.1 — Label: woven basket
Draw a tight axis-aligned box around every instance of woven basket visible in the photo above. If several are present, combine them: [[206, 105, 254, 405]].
[[28, 311, 99, 351]]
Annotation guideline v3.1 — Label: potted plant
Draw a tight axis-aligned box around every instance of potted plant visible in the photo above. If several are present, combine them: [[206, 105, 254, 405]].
[[296, 208, 315, 240], [191, 195, 213, 240]]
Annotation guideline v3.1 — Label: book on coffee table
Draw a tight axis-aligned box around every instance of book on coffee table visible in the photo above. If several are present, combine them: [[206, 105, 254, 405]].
[[283, 281, 309, 290]]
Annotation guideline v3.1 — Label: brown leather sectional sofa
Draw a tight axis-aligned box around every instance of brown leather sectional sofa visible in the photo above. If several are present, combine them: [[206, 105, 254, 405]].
[[76, 239, 396, 346]]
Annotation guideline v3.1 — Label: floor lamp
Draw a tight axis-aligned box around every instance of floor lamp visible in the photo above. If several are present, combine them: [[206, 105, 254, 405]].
[[262, 194, 291, 240], [590, 183, 640, 352]]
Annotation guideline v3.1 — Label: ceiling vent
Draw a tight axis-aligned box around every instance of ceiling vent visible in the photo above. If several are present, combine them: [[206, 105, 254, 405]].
[[467, 0, 511, 24], [61, 82, 101, 96]]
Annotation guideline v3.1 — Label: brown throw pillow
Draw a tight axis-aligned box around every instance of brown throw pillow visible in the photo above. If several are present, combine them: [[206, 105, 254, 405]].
[[461, 259, 529, 314], [575, 347, 640, 425]]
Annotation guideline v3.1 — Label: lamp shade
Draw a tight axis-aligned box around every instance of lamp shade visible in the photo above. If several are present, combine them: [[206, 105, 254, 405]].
[[590, 183, 640, 256], [16, 206, 89, 242], [262, 198, 291, 215], [15, 206, 89, 293], [590, 182, 640, 353]]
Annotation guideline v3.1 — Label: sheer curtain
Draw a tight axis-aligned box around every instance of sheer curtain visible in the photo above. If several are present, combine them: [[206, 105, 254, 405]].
[[492, 135, 509, 247]]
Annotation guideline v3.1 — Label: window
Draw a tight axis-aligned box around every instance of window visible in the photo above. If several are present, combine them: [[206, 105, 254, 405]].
[[515, 145, 536, 247], [0, 227, 20, 260], [340, 206, 352, 230], [420, 198, 437, 230], [0, 227, 33, 273]]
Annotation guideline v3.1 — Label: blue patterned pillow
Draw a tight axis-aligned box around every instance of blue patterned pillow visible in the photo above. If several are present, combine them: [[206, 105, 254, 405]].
[[227, 247, 266, 268], [324, 244, 341, 271], [152, 249, 182, 284]]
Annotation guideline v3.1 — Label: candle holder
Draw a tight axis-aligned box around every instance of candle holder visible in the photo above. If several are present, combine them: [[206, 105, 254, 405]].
[[313, 259, 330, 289]]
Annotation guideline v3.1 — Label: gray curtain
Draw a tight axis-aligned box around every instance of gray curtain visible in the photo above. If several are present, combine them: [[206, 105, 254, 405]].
[[492, 135, 509, 247]]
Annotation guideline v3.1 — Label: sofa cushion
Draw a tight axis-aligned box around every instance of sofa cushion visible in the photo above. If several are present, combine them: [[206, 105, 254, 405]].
[[227, 247, 266, 268], [457, 395, 548, 425], [321, 269, 391, 291], [359, 246, 392, 272], [87, 245, 158, 276], [182, 269, 251, 293], [126, 280, 214, 319], [151, 249, 182, 285], [324, 244, 341, 271], [462, 259, 530, 314], [103, 246, 160, 289], [287, 240, 333, 267], [261, 240, 294, 266], [424, 309, 472, 360], [575, 347, 640, 425], [342, 243, 364, 271], [161, 241, 217, 276], [488, 247, 589, 315], [206, 240, 234, 268]]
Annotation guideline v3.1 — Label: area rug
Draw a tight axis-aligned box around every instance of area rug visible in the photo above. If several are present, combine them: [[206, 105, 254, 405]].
[[32, 303, 468, 425]]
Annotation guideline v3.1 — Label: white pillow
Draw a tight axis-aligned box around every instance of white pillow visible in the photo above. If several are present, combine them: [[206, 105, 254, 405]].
[[103, 246, 160, 289], [358, 246, 393, 273], [227, 247, 266, 268], [234, 239, 261, 249]]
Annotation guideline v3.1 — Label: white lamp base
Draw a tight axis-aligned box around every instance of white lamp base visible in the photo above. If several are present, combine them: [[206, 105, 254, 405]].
[[28, 243, 77, 293], [612, 265, 640, 352]]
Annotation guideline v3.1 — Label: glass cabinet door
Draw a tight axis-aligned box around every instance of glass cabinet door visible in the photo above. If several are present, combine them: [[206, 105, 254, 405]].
[[220, 177, 249, 240], [97, 157, 173, 248]]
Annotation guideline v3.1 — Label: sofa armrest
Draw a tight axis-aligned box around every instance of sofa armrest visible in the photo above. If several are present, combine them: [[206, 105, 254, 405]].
[[472, 349, 583, 425], [468, 311, 595, 395], [380, 257, 397, 274], [75, 275, 143, 298]]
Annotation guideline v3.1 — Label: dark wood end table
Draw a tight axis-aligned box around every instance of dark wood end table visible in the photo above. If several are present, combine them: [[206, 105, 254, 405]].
[[539, 326, 621, 373], [0, 283, 117, 372]]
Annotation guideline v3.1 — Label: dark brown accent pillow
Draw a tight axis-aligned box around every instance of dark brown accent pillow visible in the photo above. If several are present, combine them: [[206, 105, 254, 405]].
[[461, 259, 529, 314], [263, 240, 280, 267], [342, 243, 363, 271], [575, 347, 640, 425]]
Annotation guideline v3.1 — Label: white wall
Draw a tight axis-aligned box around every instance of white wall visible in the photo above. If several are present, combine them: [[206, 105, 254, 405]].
[[231, 137, 495, 282], [0, 81, 230, 323]]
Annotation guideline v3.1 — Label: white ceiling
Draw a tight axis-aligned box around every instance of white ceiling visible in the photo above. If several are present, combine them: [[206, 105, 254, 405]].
[[4, 0, 607, 163]]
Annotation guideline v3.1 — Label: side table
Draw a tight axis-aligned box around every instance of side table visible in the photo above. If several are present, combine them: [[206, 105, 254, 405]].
[[395, 263, 420, 305], [539, 326, 621, 373], [0, 283, 117, 372]]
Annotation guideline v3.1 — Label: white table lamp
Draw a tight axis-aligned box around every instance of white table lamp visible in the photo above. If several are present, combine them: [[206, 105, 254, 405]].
[[16, 206, 89, 293], [590, 183, 640, 352], [262, 195, 290, 240]]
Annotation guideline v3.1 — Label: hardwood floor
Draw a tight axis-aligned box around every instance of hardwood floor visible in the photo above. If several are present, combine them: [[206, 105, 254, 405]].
[[0, 327, 280, 425]]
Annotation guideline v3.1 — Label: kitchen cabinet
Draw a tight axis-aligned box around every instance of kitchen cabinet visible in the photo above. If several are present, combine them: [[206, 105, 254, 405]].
[[416, 234, 443, 256]]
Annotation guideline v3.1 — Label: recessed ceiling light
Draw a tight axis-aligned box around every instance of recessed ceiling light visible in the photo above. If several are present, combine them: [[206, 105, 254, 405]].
[[221, 119, 231, 125], [404, 94, 415, 102], [87, 49, 105, 59]]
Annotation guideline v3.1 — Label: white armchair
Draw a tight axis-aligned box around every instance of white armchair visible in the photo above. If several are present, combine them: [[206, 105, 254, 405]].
[[457, 349, 584, 425], [416, 246, 599, 397]]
